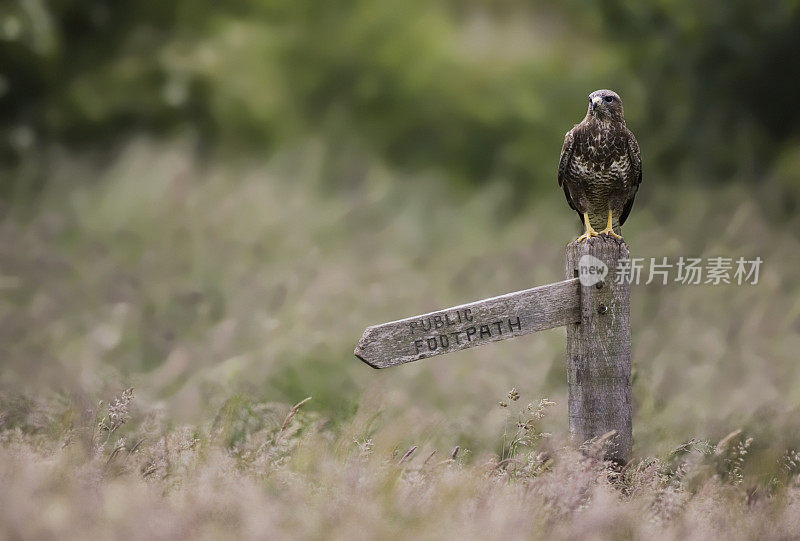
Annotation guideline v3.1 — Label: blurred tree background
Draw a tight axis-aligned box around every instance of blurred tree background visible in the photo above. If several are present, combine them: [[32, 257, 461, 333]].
[[3, 0, 800, 192], [2, 0, 800, 462]]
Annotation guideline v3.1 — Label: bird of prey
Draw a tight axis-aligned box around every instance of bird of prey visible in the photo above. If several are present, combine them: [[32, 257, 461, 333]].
[[558, 89, 641, 242]]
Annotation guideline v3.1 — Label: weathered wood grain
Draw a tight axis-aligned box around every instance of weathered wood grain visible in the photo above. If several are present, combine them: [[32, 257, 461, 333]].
[[566, 236, 632, 464], [355, 279, 581, 369]]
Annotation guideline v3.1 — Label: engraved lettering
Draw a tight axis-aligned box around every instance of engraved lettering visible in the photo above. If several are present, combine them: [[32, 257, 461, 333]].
[[465, 327, 477, 341], [409, 314, 524, 357]]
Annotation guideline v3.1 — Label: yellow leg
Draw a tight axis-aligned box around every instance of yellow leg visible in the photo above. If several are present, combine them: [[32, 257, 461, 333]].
[[576, 213, 600, 242], [598, 209, 623, 239]]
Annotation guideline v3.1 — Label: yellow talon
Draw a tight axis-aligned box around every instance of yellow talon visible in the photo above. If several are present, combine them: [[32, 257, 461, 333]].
[[598, 209, 623, 239], [576, 213, 600, 243]]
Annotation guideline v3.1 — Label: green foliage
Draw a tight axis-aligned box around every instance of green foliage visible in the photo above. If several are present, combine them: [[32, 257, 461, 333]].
[[0, 1, 209, 151], [4, 0, 798, 190]]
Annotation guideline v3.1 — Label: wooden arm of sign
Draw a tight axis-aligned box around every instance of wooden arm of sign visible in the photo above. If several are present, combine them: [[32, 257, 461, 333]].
[[354, 278, 581, 369]]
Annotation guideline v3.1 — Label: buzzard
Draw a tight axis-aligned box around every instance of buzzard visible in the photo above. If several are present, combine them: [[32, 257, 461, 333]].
[[558, 89, 641, 242]]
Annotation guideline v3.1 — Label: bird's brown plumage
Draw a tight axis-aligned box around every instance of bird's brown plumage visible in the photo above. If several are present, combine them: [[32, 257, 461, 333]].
[[558, 89, 641, 238]]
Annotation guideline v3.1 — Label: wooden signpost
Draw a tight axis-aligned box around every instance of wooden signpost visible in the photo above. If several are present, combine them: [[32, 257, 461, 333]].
[[354, 236, 632, 464]]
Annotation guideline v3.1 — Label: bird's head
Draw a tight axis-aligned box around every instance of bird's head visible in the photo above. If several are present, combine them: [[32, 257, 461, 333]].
[[587, 89, 624, 122]]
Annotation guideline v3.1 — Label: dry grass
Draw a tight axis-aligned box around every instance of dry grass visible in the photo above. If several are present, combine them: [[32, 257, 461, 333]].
[[2, 139, 800, 537], [2, 388, 800, 540]]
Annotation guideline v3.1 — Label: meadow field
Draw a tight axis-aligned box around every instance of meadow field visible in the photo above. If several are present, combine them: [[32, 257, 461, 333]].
[[3, 0, 800, 538], [2, 139, 800, 539]]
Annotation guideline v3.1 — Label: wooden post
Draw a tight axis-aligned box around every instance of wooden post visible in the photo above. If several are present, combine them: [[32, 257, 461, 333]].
[[565, 236, 632, 464], [354, 235, 634, 464]]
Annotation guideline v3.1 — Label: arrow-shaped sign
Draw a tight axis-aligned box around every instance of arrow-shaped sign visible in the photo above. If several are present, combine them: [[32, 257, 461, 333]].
[[355, 278, 581, 368]]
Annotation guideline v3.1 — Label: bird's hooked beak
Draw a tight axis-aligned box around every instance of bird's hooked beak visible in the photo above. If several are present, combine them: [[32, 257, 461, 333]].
[[591, 96, 602, 110]]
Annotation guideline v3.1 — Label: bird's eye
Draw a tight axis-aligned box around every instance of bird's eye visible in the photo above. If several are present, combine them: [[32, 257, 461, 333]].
[[604, 96, 614, 103]]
